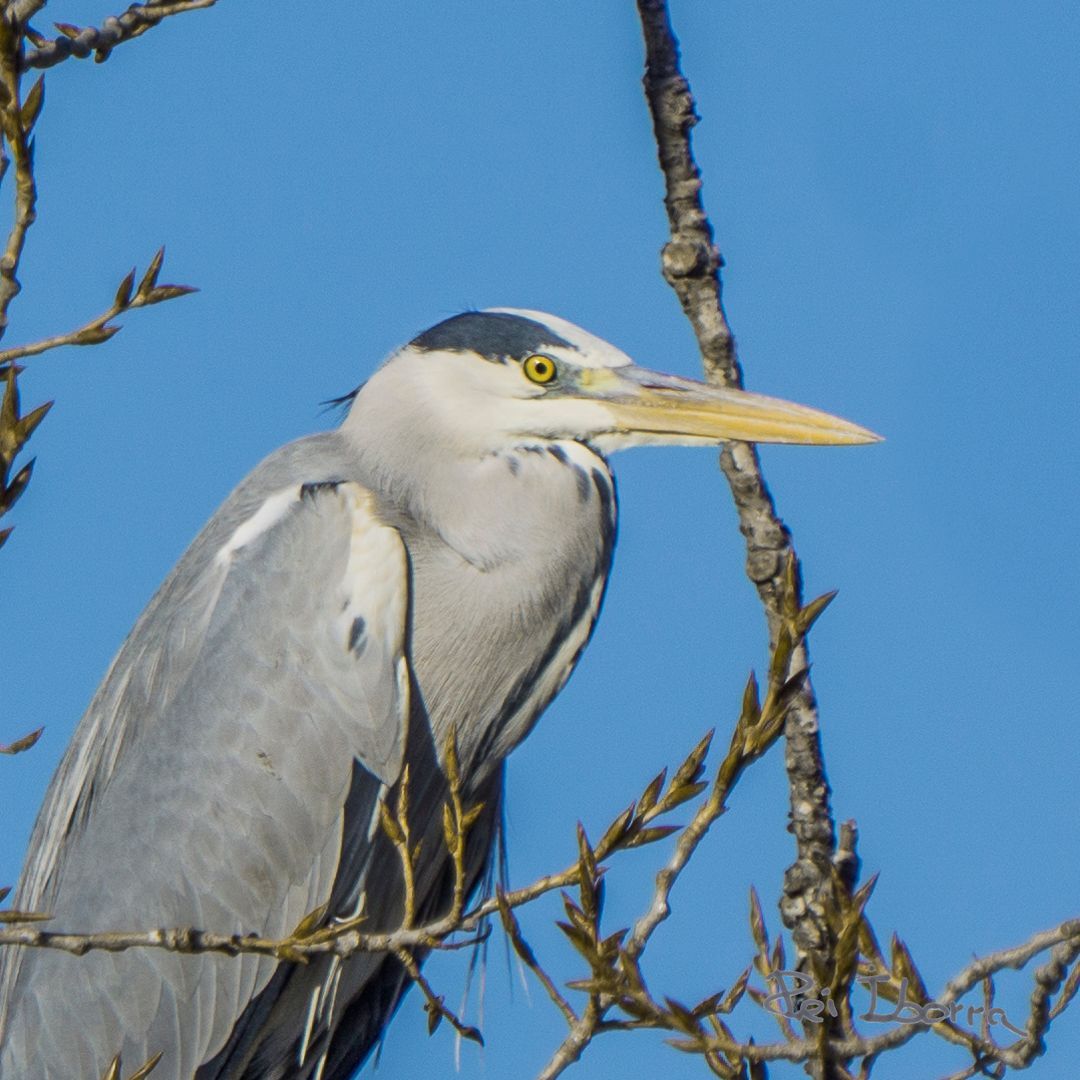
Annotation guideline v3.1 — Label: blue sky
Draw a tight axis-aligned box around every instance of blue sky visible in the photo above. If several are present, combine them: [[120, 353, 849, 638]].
[[2, 2, 1079, 1077]]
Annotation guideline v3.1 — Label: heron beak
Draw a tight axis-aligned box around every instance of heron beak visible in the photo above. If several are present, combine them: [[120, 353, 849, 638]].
[[585, 366, 881, 446]]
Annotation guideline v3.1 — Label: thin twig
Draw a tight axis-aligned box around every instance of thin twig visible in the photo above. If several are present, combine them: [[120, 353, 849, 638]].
[[534, 996, 603, 1080], [624, 592, 823, 961], [622, 762, 725, 958], [497, 890, 578, 1026], [0, 14, 37, 339], [943, 920, 1080, 1002], [0, 249, 196, 366], [442, 732, 478, 922], [20, 0, 216, 70], [379, 765, 417, 927], [394, 946, 484, 1047]]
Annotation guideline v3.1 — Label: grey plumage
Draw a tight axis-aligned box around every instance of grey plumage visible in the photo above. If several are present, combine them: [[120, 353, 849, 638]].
[[0, 309, 877, 1078]]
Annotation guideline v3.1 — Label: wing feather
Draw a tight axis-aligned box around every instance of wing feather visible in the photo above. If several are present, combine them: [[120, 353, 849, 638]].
[[0, 448, 411, 1080]]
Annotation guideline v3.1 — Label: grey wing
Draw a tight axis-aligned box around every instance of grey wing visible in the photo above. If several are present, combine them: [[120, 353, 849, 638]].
[[0, 470, 410, 1080]]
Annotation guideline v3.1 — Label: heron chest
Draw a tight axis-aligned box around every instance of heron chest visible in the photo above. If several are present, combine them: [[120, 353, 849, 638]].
[[395, 445, 617, 771]]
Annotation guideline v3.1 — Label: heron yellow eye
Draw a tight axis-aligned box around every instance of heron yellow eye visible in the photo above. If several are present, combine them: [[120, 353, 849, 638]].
[[522, 354, 558, 385]]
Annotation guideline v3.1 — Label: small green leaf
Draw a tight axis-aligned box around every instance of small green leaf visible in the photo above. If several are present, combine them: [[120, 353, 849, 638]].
[[19, 77, 44, 134], [663, 1036, 701, 1054], [576, 824, 598, 915], [0, 726, 42, 755], [718, 966, 751, 1014], [598, 803, 634, 853], [561, 893, 591, 937], [496, 889, 540, 967], [136, 247, 165, 298], [459, 1023, 484, 1046], [599, 926, 627, 959], [425, 1000, 443, 1036], [556, 920, 598, 963], [748, 887, 768, 960], [669, 729, 714, 792], [1, 366, 19, 435], [144, 284, 198, 305], [54, 22, 81, 40], [663, 995, 700, 1033], [770, 934, 785, 974], [290, 902, 328, 940], [125, 1051, 163, 1080], [593, 876, 606, 925], [662, 780, 707, 809], [768, 626, 794, 685], [850, 872, 878, 918], [782, 550, 801, 619], [890, 934, 929, 1005], [637, 769, 666, 815], [3, 459, 35, 511], [441, 802, 455, 853], [75, 325, 121, 346], [797, 589, 837, 638], [621, 824, 679, 849], [859, 913, 886, 969], [690, 990, 725, 1018], [443, 728, 460, 790], [740, 672, 760, 726], [115, 268, 136, 309], [15, 399, 52, 445], [565, 976, 616, 995], [377, 800, 404, 845]]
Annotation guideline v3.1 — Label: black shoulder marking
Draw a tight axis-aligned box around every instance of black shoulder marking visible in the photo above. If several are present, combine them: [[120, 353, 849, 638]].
[[349, 616, 367, 654], [592, 468, 618, 548], [574, 465, 592, 503], [410, 312, 574, 362]]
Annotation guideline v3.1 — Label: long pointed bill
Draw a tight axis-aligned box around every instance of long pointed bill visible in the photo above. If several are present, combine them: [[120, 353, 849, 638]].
[[588, 366, 881, 446]]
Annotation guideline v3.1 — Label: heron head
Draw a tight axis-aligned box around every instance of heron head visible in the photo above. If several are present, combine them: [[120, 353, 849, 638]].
[[346, 309, 880, 454]]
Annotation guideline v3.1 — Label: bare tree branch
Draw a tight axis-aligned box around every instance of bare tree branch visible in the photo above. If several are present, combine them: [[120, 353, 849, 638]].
[[497, 890, 578, 1027], [0, 248, 196, 368], [534, 997, 602, 1080], [624, 590, 820, 959], [395, 946, 484, 1047], [20, 1, 216, 71], [0, 4, 204, 549], [0, 16, 39, 338], [634, 0, 840, 1052]]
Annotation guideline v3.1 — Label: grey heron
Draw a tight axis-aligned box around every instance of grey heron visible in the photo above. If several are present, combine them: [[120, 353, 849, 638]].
[[0, 309, 877, 1079]]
